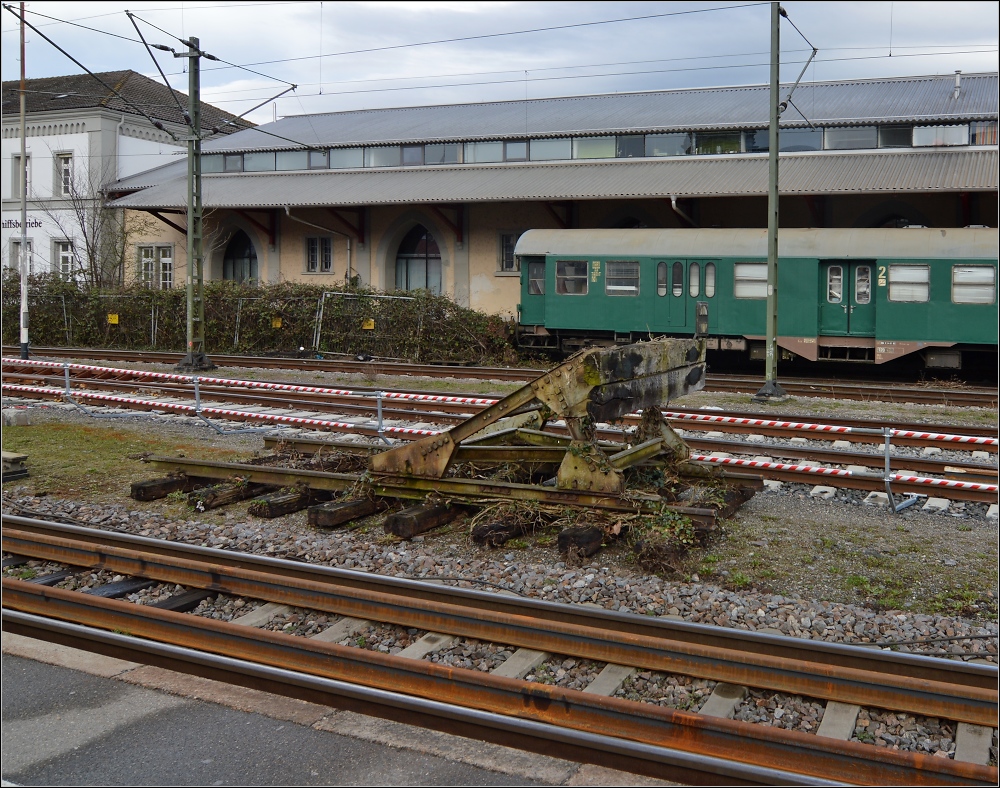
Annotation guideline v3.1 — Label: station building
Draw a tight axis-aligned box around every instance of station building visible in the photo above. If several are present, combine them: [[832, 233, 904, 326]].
[[1, 70, 251, 282], [106, 71, 998, 317]]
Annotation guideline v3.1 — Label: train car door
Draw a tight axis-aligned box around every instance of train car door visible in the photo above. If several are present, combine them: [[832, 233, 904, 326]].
[[653, 261, 687, 329], [819, 261, 875, 336]]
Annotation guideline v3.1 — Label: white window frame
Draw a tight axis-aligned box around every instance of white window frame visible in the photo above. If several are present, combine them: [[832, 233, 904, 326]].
[[55, 240, 75, 278], [497, 231, 524, 274], [138, 244, 173, 289], [55, 153, 73, 196], [952, 265, 996, 305], [8, 238, 33, 272], [734, 262, 767, 299], [12, 153, 30, 198], [887, 264, 930, 302], [305, 237, 333, 274]]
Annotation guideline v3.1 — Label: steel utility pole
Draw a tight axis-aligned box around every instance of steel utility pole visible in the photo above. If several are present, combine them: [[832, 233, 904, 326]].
[[18, 1, 29, 359], [755, 1, 786, 401], [174, 35, 214, 371]]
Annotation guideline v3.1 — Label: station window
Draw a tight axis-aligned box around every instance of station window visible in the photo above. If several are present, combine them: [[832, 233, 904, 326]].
[[55, 240, 75, 279], [530, 138, 572, 161], [55, 153, 73, 196], [573, 137, 615, 159], [309, 150, 329, 169], [913, 125, 969, 147], [887, 264, 930, 302], [139, 244, 173, 289], [244, 152, 276, 172], [656, 262, 668, 296], [878, 126, 912, 148], [779, 128, 823, 152], [689, 262, 700, 297], [671, 262, 683, 296], [970, 121, 998, 146], [606, 261, 639, 296], [276, 150, 309, 170], [952, 265, 995, 304], [201, 154, 224, 173], [827, 266, 843, 302], [329, 148, 364, 169], [223, 153, 243, 173], [704, 262, 716, 297], [824, 126, 878, 150], [364, 146, 402, 167], [425, 143, 462, 165], [505, 140, 528, 161], [11, 154, 30, 196], [616, 135, 645, 158], [306, 237, 333, 273], [527, 260, 545, 294], [695, 132, 741, 155], [464, 141, 504, 163], [498, 232, 524, 273], [556, 260, 588, 295], [734, 262, 767, 299], [646, 133, 693, 157], [401, 145, 424, 166]]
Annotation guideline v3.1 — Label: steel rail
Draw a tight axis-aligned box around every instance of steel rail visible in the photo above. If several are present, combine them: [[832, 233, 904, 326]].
[[2, 516, 995, 728], [145, 449, 999, 506], [6, 357, 999, 439], [4, 373, 997, 456], [5, 596, 994, 786], [264, 434, 998, 484], [6, 358, 997, 447], [5, 347, 996, 406]]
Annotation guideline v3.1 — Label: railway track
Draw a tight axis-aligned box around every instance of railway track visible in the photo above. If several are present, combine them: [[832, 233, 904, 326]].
[[2, 515, 996, 785], [4, 357, 997, 503], [4, 347, 997, 408]]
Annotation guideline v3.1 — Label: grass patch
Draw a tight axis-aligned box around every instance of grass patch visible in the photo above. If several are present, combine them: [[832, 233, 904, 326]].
[[1, 420, 246, 501]]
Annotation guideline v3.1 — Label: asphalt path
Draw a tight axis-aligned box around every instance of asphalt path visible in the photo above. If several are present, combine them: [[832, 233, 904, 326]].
[[2, 635, 672, 787]]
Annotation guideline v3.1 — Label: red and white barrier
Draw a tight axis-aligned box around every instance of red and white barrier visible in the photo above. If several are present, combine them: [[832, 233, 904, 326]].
[[2, 357, 496, 407], [690, 453, 998, 493], [0, 384, 442, 437], [5, 358, 996, 447]]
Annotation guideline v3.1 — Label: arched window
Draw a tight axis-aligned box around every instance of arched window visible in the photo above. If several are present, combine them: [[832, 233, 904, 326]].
[[223, 230, 258, 282], [395, 225, 442, 294]]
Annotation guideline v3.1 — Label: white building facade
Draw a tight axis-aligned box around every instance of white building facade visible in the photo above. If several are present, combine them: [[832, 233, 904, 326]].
[[1, 70, 249, 284]]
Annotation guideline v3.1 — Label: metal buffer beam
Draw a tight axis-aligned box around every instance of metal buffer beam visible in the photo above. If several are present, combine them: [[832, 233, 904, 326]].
[[370, 338, 707, 496]]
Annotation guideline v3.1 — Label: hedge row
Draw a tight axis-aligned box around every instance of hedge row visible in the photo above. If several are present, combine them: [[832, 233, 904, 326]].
[[1, 272, 519, 365]]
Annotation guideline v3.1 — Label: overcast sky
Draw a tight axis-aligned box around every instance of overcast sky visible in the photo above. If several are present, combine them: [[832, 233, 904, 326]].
[[2, 1, 997, 124]]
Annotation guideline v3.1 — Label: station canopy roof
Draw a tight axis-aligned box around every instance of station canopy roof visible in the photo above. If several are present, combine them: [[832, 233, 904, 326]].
[[107, 72, 999, 208]]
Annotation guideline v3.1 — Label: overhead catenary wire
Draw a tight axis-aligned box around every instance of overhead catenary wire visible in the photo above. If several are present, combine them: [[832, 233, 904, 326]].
[[0, 3, 180, 142], [126, 10, 192, 131]]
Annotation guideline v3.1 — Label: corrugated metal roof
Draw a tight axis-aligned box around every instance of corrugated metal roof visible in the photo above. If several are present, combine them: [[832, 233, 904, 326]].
[[514, 227, 999, 260], [107, 148, 998, 210], [201, 73, 998, 153]]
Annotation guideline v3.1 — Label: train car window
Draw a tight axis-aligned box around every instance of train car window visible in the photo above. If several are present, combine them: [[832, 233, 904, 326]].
[[528, 261, 546, 295], [556, 260, 588, 295], [672, 262, 683, 296], [689, 262, 700, 297], [705, 262, 716, 297], [855, 266, 871, 304], [887, 264, 930, 302], [952, 265, 996, 304], [734, 263, 767, 299], [657, 262, 667, 296], [606, 261, 639, 296], [827, 266, 843, 303]]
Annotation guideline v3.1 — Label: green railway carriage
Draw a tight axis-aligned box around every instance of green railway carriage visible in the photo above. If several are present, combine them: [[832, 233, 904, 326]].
[[514, 228, 998, 368]]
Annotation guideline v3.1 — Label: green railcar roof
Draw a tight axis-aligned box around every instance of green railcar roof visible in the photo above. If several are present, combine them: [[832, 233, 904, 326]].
[[514, 228, 998, 260]]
